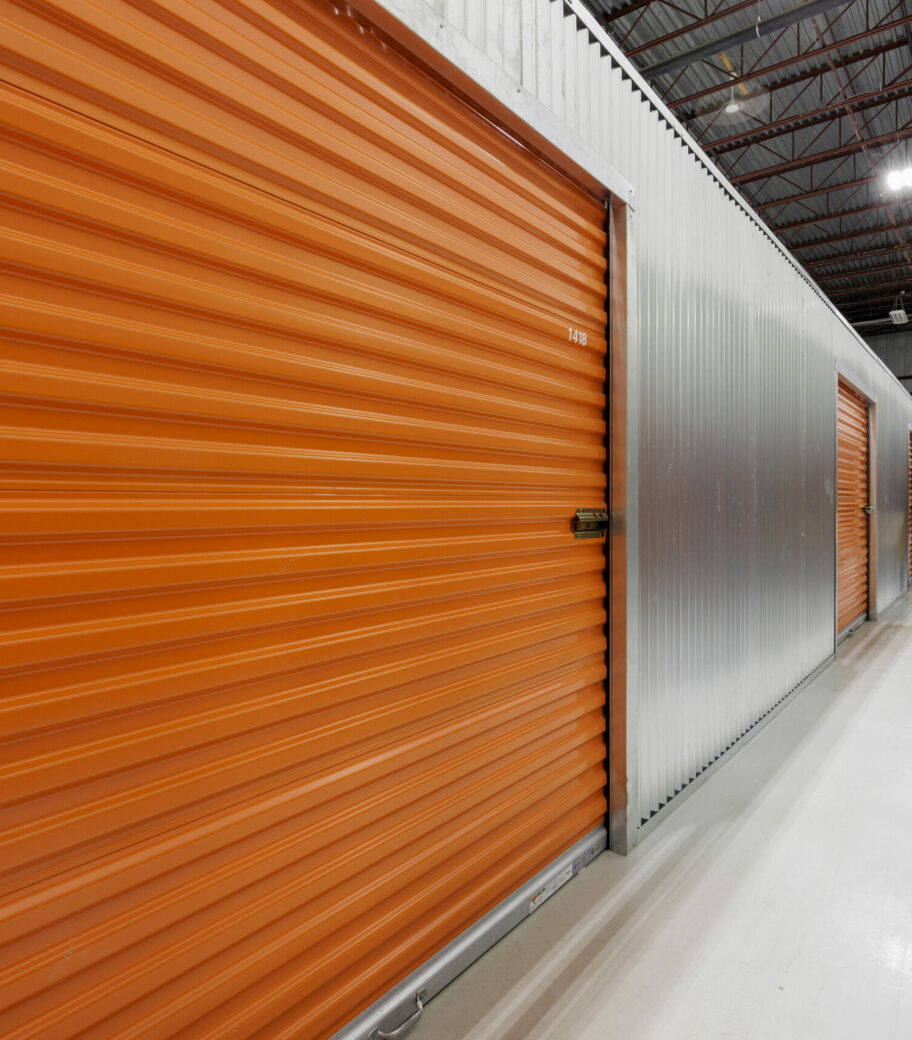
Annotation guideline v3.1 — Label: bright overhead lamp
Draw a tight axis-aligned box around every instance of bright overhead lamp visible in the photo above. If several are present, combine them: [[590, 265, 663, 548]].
[[886, 167, 912, 190], [724, 99, 742, 114]]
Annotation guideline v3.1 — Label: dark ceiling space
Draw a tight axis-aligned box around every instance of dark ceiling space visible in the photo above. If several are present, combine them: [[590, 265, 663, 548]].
[[586, 0, 912, 337]]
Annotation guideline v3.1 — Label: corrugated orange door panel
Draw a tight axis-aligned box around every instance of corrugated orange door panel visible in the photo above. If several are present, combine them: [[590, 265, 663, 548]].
[[0, 2, 608, 1040], [837, 381, 870, 635]]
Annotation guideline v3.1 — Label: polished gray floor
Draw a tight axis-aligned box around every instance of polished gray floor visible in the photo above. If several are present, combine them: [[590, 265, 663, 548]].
[[411, 592, 912, 1040]]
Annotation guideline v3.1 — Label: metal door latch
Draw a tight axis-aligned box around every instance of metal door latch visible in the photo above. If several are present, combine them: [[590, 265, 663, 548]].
[[571, 508, 610, 539], [863, 506, 876, 515], [369, 990, 428, 1040]]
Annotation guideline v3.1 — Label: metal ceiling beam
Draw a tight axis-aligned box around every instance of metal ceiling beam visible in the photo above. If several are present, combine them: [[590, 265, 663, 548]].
[[773, 200, 895, 232], [643, 0, 852, 77], [844, 314, 907, 326], [816, 260, 906, 281], [790, 216, 912, 250], [629, 0, 764, 58], [804, 243, 904, 265], [682, 40, 907, 121], [839, 299, 909, 314], [836, 296, 906, 310], [816, 257, 912, 283], [754, 175, 878, 209], [603, 0, 654, 24], [903, 0, 912, 54], [841, 300, 909, 314], [668, 15, 912, 109], [840, 285, 911, 299], [705, 80, 912, 153], [730, 123, 912, 184], [838, 284, 912, 300], [840, 303, 902, 314], [806, 13, 912, 276], [830, 276, 911, 295]]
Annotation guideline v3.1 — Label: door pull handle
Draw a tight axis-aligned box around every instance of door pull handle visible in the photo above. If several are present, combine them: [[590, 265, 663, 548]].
[[369, 990, 428, 1040]]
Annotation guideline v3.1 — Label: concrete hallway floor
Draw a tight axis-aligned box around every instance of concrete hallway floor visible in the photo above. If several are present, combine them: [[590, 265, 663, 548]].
[[410, 593, 912, 1040]]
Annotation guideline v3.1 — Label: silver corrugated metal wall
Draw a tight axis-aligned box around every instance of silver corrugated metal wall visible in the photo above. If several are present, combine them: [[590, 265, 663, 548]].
[[373, 0, 912, 840]]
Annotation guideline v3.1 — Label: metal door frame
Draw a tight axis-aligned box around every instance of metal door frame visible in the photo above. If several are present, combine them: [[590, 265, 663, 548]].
[[834, 370, 878, 643]]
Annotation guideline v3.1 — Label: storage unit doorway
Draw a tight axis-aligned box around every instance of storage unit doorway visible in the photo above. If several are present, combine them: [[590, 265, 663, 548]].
[[836, 379, 874, 640]]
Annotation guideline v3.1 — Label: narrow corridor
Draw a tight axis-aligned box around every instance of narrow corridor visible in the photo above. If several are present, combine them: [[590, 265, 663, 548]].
[[413, 594, 912, 1040]]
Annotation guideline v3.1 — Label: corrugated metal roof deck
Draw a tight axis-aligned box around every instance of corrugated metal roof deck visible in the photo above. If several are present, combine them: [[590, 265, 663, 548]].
[[592, 0, 912, 333]]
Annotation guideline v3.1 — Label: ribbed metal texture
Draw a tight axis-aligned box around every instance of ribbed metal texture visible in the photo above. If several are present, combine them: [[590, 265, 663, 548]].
[[590, 0, 912, 259], [837, 382, 870, 634], [399, 0, 912, 828], [0, 2, 608, 1038]]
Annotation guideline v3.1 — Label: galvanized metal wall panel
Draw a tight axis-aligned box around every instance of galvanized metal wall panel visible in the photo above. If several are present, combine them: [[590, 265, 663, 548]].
[[375, 0, 912, 832], [598, 61, 838, 821], [876, 386, 912, 607]]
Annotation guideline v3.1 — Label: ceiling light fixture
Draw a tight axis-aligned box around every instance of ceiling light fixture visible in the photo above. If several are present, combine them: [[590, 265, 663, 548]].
[[852, 292, 910, 328], [724, 87, 741, 114], [890, 292, 909, 325], [886, 167, 912, 190]]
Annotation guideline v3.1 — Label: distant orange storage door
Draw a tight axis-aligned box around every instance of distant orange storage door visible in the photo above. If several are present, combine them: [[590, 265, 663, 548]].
[[837, 382, 870, 635], [0, 2, 608, 1040]]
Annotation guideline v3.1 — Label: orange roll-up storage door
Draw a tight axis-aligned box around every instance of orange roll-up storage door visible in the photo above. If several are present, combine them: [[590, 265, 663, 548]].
[[0, 2, 609, 1039], [836, 381, 870, 636]]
